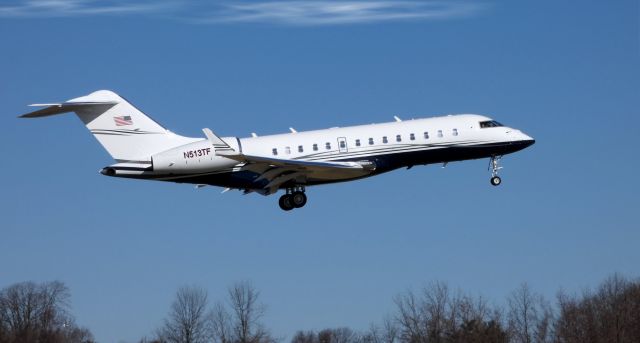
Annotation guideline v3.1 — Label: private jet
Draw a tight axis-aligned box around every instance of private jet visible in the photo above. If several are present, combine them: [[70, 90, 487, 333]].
[[21, 90, 535, 211]]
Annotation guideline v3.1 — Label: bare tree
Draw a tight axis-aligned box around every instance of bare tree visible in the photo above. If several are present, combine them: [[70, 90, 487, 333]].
[[229, 281, 265, 343], [596, 273, 632, 342], [554, 290, 589, 343], [507, 283, 553, 343], [394, 282, 509, 343], [422, 282, 450, 341], [330, 327, 357, 343], [291, 330, 317, 343], [158, 286, 210, 343], [0, 281, 94, 343], [365, 317, 399, 343], [297, 328, 359, 343], [210, 281, 274, 343], [395, 282, 466, 343], [365, 317, 398, 343], [291, 328, 367, 343], [210, 302, 233, 343], [63, 326, 95, 343], [394, 289, 427, 343], [381, 317, 399, 343]]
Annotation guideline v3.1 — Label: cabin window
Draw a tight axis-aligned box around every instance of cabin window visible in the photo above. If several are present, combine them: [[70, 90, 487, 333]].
[[313, 144, 318, 151], [480, 120, 503, 128], [452, 129, 458, 136], [424, 132, 429, 139], [396, 135, 402, 142], [272, 148, 278, 156], [285, 146, 291, 154], [355, 139, 361, 146], [382, 136, 388, 144], [339, 141, 346, 149], [369, 138, 374, 145], [325, 142, 331, 150], [298, 145, 304, 152], [437, 130, 443, 138], [410, 133, 415, 140]]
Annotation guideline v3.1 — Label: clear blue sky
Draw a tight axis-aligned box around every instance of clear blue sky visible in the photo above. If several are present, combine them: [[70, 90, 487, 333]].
[[1, 1, 638, 342]]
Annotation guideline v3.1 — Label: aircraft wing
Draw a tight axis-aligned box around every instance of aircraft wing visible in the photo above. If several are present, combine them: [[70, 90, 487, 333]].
[[219, 152, 374, 171], [222, 150, 375, 193], [202, 128, 375, 193]]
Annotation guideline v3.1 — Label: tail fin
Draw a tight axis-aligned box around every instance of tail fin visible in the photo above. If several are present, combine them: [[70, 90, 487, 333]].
[[21, 90, 199, 162]]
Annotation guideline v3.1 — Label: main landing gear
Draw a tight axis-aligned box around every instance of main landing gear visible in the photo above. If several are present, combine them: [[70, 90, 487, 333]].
[[489, 155, 503, 186], [278, 186, 307, 211]]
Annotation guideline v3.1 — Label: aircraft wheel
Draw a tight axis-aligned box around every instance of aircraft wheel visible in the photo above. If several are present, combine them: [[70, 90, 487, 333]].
[[279, 194, 295, 211], [291, 191, 307, 208], [490, 176, 502, 186]]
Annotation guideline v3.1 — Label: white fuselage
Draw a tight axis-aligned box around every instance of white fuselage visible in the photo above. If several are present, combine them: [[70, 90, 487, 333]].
[[122, 114, 534, 191]]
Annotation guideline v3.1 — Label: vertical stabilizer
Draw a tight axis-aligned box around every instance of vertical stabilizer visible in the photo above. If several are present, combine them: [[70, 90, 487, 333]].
[[21, 90, 200, 162]]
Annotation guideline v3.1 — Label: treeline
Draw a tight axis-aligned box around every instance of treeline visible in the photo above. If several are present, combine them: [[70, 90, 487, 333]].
[[2, 274, 639, 343], [145, 274, 640, 343], [385, 274, 640, 343], [0, 281, 94, 343]]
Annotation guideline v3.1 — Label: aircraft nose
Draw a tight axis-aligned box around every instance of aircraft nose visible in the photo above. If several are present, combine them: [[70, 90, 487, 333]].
[[520, 132, 535, 147], [508, 129, 535, 147]]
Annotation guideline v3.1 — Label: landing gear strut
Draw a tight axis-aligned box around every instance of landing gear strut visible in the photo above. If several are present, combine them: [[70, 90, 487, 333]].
[[489, 156, 503, 186], [278, 186, 307, 211]]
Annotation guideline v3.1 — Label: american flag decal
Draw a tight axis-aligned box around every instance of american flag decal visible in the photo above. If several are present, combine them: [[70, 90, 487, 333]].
[[114, 116, 133, 126]]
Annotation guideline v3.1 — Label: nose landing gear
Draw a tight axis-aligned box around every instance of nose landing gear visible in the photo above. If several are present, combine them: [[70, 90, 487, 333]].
[[278, 186, 307, 211], [490, 175, 502, 186], [489, 156, 503, 186]]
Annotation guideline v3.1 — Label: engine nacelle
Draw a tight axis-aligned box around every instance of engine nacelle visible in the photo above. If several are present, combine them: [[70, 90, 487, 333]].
[[152, 139, 239, 174]]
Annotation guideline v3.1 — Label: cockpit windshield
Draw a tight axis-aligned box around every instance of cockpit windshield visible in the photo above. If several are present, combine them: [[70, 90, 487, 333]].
[[479, 120, 503, 128]]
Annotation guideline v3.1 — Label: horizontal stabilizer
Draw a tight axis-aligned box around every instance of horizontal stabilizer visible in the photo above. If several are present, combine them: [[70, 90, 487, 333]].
[[20, 102, 118, 118]]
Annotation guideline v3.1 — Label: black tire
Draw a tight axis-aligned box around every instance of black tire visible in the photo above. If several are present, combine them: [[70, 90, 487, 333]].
[[278, 194, 295, 211], [291, 191, 307, 208], [490, 176, 502, 186]]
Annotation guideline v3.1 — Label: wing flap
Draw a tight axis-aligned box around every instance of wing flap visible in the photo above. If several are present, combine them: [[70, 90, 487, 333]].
[[240, 154, 376, 193], [222, 152, 370, 170]]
